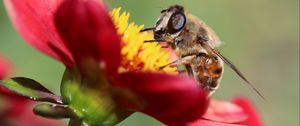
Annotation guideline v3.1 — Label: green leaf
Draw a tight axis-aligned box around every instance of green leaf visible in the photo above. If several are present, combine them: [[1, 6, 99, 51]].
[[33, 103, 76, 119], [0, 77, 62, 104]]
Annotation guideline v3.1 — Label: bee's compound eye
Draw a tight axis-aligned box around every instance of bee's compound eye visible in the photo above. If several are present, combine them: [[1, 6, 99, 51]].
[[167, 12, 186, 34]]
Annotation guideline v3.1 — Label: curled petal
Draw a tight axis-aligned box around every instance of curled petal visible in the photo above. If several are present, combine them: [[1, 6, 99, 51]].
[[114, 72, 209, 125], [186, 97, 263, 126], [4, 0, 74, 67], [186, 119, 245, 126], [201, 99, 248, 123], [55, 0, 121, 77], [233, 97, 264, 126]]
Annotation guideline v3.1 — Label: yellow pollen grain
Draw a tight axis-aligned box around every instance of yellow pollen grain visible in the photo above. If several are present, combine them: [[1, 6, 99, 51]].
[[110, 8, 176, 73]]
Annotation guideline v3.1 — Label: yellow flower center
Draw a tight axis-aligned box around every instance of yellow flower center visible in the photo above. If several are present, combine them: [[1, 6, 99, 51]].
[[110, 8, 177, 74]]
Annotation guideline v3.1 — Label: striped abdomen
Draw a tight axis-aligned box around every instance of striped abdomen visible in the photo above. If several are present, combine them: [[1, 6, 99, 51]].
[[189, 53, 224, 95]]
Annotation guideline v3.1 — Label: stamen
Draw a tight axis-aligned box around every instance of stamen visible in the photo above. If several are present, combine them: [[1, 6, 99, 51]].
[[110, 8, 177, 74]]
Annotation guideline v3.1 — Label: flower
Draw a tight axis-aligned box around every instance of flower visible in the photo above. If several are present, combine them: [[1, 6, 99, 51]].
[[4, 0, 209, 125], [4, 0, 264, 126], [0, 55, 63, 126], [55, 0, 209, 124]]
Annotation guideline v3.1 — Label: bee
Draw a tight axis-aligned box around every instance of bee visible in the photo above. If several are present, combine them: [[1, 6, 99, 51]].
[[141, 5, 264, 99]]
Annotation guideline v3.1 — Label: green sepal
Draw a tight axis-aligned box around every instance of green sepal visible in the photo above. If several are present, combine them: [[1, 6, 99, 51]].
[[33, 103, 76, 119], [64, 81, 118, 126], [61, 68, 81, 104], [61, 68, 119, 126], [0, 77, 62, 104]]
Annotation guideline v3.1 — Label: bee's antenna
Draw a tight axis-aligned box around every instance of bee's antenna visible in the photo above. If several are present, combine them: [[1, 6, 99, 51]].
[[144, 40, 165, 43], [140, 28, 155, 32]]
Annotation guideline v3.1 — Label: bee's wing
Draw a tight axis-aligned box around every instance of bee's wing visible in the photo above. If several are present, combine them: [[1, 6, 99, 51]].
[[202, 43, 265, 100]]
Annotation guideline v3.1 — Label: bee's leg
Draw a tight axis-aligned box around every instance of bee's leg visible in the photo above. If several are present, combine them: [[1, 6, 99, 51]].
[[185, 64, 194, 77], [177, 69, 187, 74], [159, 55, 196, 70]]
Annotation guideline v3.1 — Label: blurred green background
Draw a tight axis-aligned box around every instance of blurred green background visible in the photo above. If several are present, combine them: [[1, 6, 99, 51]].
[[0, 0, 299, 126]]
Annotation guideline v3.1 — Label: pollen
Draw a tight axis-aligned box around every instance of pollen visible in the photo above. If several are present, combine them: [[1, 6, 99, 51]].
[[110, 8, 177, 74]]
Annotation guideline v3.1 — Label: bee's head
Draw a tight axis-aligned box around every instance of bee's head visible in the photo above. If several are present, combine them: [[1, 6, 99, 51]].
[[154, 5, 186, 40]]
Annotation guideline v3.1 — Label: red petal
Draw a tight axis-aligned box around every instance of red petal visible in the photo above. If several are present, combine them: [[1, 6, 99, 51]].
[[4, 0, 74, 67], [186, 119, 246, 126], [201, 99, 248, 123], [0, 101, 64, 126], [0, 57, 27, 117], [0, 55, 11, 79], [0, 87, 28, 118], [55, 0, 121, 77], [14, 103, 65, 126], [233, 97, 264, 126], [0, 87, 63, 126], [114, 72, 209, 125]]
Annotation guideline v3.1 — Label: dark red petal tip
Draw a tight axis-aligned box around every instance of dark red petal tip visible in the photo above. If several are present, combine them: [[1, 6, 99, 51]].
[[201, 99, 248, 124], [114, 72, 209, 125], [4, 0, 74, 67], [55, 0, 121, 76], [233, 97, 264, 126], [186, 119, 246, 126]]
